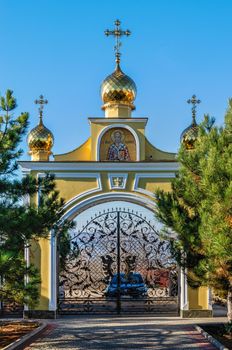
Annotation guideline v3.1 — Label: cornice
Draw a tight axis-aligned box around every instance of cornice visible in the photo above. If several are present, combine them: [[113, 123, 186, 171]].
[[19, 161, 179, 173], [88, 117, 148, 125]]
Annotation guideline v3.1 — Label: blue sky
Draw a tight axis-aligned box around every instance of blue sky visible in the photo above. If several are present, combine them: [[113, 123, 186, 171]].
[[1, 0, 232, 158]]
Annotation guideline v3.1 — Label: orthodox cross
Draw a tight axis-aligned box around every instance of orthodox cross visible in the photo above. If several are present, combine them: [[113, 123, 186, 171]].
[[35, 95, 48, 123], [112, 176, 123, 188], [105, 19, 131, 64], [187, 94, 201, 124]]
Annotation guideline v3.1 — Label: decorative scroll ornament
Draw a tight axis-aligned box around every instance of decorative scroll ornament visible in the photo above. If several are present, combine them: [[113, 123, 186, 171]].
[[59, 209, 178, 314]]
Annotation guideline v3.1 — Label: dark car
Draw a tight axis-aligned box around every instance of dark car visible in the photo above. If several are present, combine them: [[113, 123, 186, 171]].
[[105, 272, 147, 298]]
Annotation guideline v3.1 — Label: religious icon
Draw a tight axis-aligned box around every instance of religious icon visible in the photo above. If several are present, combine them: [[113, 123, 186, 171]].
[[107, 130, 130, 161]]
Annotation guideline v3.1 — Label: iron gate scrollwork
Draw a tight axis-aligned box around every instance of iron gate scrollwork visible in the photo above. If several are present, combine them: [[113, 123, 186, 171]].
[[58, 208, 179, 315]]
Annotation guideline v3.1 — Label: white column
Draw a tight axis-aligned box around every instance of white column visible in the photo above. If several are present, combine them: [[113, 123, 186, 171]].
[[49, 230, 57, 312], [23, 192, 30, 312], [180, 267, 188, 310], [208, 288, 213, 310], [24, 244, 30, 311]]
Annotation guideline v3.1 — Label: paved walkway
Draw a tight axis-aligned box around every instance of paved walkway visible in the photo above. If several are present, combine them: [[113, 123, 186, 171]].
[[26, 316, 226, 350]]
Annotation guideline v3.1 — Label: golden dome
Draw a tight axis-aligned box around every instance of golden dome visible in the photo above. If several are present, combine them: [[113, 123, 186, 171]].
[[101, 63, 137, 110], [181, 122, 198, 150], [27, 118, 54, 153]]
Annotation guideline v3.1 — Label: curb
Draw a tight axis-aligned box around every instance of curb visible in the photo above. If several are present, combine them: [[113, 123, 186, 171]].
[[2, 321, 48, 350], [195, 325, 229, 350]]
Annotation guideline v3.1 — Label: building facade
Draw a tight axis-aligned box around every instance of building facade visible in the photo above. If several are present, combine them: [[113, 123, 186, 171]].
[[19, 21, 212, 318]]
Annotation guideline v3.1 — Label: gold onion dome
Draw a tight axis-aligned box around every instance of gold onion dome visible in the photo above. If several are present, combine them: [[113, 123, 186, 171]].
[[27, 118, 54, 153], [101, 63, 137, 110], [180, 121, 199, 150], [27, 95, 53, 155], [181, 94, 200, 150]]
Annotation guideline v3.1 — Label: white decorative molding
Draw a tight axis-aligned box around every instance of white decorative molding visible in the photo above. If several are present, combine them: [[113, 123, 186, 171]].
[[22, 168, 31, 177], [24, 243, 30, 311], [19, 161, 179, 172], [180, 268, 188, 310], [62, 191, 156, 222], [49, 231, 57, 312], [133, 172, 176, 197], [96, 124, 141, 161], [89, 117, 148, 124], [108, 173, 128, 189], [208, 288, 213, 310]]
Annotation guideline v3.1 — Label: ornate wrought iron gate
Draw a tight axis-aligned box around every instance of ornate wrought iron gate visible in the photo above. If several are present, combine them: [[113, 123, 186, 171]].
[[58, 208, 179, 315]]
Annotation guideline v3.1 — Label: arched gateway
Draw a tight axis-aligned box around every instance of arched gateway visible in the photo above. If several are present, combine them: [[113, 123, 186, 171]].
[[19, 20, 212, 318], [59, 201, 179, 315]]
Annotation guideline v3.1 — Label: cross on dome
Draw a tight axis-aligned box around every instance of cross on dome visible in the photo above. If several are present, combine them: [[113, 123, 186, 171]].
[[104, 20, 131, 64], [187, 94, 201, 124], [35, 95, 48, 123]]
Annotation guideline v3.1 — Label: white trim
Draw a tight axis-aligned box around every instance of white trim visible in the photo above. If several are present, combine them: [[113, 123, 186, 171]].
[[49, 231, 57, 312], [133, 172, 176, 198], [19, 161, 179, 172], [108, 173, 128, 189], [24, 244, 30, 311], [88, 117, 148, 124], [22, 168, 31, 177], [96, 124, 141, 161], [62, 191, 156, 221], [208, 288, 213, 310], [180, 268, 188, 310], [36, 172, 102, 180]]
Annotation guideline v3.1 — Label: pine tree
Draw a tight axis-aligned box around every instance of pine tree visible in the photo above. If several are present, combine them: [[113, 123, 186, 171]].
[[0, 90, 74, 309], [155, 103, 232, 320]]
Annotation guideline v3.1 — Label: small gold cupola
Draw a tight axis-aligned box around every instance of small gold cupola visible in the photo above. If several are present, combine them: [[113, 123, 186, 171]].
[[101, 20, 136, 118], [181, 94, 200, 150], [27, 95, 54, 161]]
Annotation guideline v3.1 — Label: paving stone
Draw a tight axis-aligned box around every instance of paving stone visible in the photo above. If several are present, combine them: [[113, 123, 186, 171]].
[[26, 316, 225, 349]]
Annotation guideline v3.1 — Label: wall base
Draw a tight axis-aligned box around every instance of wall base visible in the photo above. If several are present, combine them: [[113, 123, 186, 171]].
[[24, 310, 57, 319], [180, 309, 213, 318]]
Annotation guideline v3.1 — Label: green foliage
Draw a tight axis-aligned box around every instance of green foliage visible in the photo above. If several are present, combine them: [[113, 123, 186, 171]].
[[0, 251, 40, 308], [224, 321, 232, 335], [0, 90, 29, 174], [0, 90, 75, 308], [154, 101, 232, 299]]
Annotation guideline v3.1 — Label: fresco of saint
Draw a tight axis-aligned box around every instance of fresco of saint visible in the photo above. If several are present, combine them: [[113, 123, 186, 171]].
[[107, 130, 130, 161]]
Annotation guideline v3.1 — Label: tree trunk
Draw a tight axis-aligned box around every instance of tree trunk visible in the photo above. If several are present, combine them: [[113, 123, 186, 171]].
[[227, 287, 232, 322]]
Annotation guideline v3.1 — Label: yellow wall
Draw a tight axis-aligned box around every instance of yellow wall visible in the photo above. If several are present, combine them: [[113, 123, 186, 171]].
[[53, 122, 176, 162], [54, 138, 91, 161], [188, 286, 209, 309], [145, 138, 176, 161], [30, 238, 50, 310], [55, 178, 98, 203], [138, 178, 172, 193]]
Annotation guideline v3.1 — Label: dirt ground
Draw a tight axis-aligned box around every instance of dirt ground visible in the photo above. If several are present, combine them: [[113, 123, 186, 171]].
[[0, 321, 38, 349]]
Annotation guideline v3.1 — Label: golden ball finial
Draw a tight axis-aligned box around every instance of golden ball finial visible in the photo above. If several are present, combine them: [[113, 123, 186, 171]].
[[101, 63, 137, 111]]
